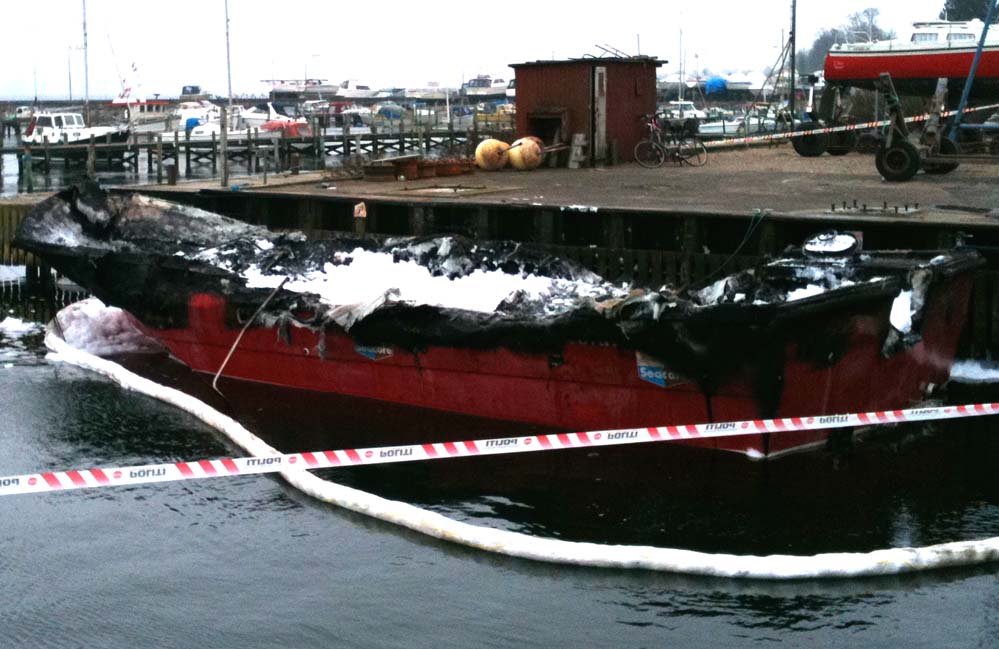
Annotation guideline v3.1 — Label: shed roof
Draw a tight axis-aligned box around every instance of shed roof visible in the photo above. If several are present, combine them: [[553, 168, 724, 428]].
[[511, 56, 666, 69]]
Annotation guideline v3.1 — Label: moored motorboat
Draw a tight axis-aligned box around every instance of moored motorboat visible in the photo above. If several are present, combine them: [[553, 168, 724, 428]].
[[14, 185, 983, 459], [21, 112, 129, 148]]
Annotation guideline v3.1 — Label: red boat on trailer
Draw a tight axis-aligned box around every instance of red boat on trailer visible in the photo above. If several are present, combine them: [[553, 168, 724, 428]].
[[14, 185, 984, 459], [824, 19, 999, 98]]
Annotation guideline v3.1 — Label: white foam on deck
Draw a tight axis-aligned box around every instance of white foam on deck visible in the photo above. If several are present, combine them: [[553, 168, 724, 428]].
[[41, 302, 999, 579], [198, 245, 623, 320]]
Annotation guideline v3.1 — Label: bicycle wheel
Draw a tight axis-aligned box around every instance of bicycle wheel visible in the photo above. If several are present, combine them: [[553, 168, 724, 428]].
[[678, 139, 708, 167], [634, 139, 666, 168]]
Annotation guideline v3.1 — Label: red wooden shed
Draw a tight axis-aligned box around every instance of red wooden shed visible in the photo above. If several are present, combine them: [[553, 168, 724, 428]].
[[511, 56, 664, 166]]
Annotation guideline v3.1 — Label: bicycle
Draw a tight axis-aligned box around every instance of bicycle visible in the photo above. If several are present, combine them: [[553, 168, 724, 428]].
[[634, 113, 708, 168]]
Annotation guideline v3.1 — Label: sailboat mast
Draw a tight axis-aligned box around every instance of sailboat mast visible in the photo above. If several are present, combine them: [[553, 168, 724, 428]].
[[678, 27, 683, 101], [83, 0, 90, 122], [789, 0, 796, 125], [225, 0, 233, 107]]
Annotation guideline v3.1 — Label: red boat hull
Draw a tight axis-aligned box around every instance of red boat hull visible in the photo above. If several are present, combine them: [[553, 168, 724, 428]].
[[824, 45, 999, 97], [144, 272, 973, 458]]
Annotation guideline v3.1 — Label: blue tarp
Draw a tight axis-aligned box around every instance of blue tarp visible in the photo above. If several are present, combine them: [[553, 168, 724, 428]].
[[705, 77, 727, 94]]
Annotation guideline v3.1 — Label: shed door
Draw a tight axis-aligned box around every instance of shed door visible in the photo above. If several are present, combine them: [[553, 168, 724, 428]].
[[593, 66, 607, 163]]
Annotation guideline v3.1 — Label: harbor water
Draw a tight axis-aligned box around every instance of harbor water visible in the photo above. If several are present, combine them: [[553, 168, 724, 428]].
[[3, 281, 999, 646]]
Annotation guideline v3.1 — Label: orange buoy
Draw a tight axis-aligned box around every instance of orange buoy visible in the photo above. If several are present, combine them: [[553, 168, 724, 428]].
[[508, 137, 544, 171], [475, 139, 510, 170]]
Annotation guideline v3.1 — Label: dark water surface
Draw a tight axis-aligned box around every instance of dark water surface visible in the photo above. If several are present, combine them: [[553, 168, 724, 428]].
[[2, 300, 999, 647]]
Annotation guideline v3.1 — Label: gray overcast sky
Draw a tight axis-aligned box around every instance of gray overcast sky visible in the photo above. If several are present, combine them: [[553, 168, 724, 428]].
[[2, 0, 947, 99]]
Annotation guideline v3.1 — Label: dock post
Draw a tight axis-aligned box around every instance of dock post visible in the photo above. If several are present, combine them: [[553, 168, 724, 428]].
[[23, 149, 33, 193], [398, 118, 405, 154], [156, 135, 163, 184], [322, 122, 328, 163], [146, 133, 153, 174], [220, 106, 229, 188], [131, 131, 140, 170], [262, 144, 268, 184], [248, 128, 256, 174], [106, 132, 113, 167], [87, 136, 96, 179], [317, 119, 325, 169], [185, 129, 191, 177], [211, 131, 217, 174], [43, 139, 50, 174]]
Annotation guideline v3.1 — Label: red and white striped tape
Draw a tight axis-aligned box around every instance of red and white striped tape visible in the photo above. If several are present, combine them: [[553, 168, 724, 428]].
[[1, 401, 996, 497], [702, 102, 999, 149]]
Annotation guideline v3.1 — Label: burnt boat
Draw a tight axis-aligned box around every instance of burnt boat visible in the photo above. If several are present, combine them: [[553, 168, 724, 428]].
[[15, 184, 983, 458]]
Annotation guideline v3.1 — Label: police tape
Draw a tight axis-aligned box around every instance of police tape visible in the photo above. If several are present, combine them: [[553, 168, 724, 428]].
[[702, 102, 999, 149], [1, 401, 997, 497]]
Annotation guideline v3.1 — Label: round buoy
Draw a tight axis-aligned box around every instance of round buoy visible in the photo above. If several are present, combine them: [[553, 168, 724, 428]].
[[475, 139, 510, 170], [509, 137, 544, 171], [525, 135, 545, 150]]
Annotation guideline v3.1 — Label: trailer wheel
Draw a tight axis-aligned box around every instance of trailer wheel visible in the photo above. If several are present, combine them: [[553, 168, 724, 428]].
[[792, 133, 827, 157], [922, 136, 960, 175], [875, 140, 920, 182], [826, 130, 857, 156]]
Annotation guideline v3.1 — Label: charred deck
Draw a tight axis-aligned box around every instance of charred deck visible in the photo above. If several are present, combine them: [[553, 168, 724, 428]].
[[4, 147, 999, 354]]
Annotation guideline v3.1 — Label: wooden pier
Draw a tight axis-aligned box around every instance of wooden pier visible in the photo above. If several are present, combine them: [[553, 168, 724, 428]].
[[0, 120, 513, 180]]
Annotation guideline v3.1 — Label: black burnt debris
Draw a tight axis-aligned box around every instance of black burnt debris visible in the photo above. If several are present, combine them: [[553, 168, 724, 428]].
[[15, 182, 983, 415]]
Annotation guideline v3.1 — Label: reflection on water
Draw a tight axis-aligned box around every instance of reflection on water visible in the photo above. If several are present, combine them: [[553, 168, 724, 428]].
[[1, 270, 88, 324]]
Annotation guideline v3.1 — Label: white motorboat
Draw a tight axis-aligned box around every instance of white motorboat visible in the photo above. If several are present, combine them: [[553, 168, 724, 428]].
[[21, 111, 128, 146], [334, 80, 377, 99], [461, 75, 508, 99], [240, 103, 305, 130]]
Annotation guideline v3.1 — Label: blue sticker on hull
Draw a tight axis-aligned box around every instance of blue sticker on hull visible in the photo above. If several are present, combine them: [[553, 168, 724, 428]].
[[635, 352, 686, 388], [355, 345, 394, 361]]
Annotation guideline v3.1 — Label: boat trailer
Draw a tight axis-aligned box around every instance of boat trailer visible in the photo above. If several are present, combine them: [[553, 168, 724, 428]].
[[870, 0, 999, 181]]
